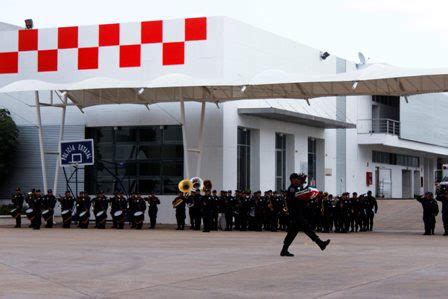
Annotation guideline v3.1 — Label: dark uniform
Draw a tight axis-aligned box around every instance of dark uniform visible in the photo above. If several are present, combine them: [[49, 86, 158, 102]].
[[147, 194, 160, 229], [239, 193, 250, 231], [110, 193, 122, 229], [30, 190, 43, 230], [186, 193, 197, 230], [92, 192, 108, 229], [416, 192, 439, 235], [350, 193, 361, 232], [281, 173, 330, 257], [341, 193, 352, 233], [321, 194, 334, 233], [278, 192, 289, 231], [202, 192, 213, 232], [128, 194, 138, 228], [173, 193, 186, 230], [190, 192, 202, 230], [42, 190, 57, 228], [11, 188, 24, 228], [76, 192, 91, 229], [364, 191, 378, 231], [58, 192, 75, 228], [436, 190, 448, 236], [223, 191, 234, 231]]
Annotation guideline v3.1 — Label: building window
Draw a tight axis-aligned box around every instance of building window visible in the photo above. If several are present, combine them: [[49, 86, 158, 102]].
[[275, 133, 286, 191], [85, 126, 183, 195], [237, 127, 251, 191], [308, 138, 317, 186], [372, 151, 419, 168]]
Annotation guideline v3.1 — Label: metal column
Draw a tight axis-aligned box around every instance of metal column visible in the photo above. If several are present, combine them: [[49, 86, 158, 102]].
[[196, 100, 206, 177], [53, 92, 68, 193], [179, 94, 189, 179], [35, 91, 48, 192]]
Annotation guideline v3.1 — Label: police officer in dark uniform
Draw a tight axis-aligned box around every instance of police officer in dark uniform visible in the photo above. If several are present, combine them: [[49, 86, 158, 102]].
[[11, 187, 24, 228], [211, 190, 220, 231], [92, 191, 108, 229], [128, 193, 138, 228], [341, 193, 351, 233], [76, 191, 91, 229], [321, 193, 334, 233], [173, 192, 186, 230], [281, 173, 330, 257], [416, 192, 439, 235], [436, 189, 448, 236], [202, 189, 213, 232], [364, 191, 378, 231], [191, 190, 202, 230], [110, 191, 121, 229], [146, 193, 160, 229], [133, 192, 146, 229], [223, 191, 234, 231], [239, 191, 250, 231], [30, 189, 43, 230], [42, 189, 57, 228], [58, 191, 75, 228]]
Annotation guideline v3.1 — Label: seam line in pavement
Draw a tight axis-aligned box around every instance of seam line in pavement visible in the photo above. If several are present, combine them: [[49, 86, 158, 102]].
[[0, 259, 92, 297], [314, 263, 439, 298], [109, 259, 292, 296]]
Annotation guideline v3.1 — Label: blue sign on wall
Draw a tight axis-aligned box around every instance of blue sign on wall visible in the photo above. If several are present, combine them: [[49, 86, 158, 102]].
[[60, 139, 95, 167]]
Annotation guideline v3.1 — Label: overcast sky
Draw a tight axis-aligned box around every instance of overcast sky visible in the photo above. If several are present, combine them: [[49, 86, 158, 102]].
[[2, 0, 447, 68]]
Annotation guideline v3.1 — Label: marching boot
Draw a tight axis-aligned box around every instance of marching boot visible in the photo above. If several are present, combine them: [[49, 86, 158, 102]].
[[316, 238, 331, 251], [280, 245, 294, 257]]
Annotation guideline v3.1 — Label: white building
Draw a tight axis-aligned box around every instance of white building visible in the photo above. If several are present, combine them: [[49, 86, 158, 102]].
[[1, 17, 448, 223]]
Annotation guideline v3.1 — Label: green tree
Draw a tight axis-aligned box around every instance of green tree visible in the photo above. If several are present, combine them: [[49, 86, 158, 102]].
[[0, 108, 18, 180]]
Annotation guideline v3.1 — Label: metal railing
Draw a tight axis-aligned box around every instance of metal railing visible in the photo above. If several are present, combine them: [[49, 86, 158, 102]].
[[357, 118, 400, 135]]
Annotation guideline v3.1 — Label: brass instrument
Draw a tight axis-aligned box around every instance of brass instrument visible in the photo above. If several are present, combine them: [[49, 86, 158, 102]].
[[172, 197, 184, 208], [190, 177, 204, 193], [178, 179, 193, 194]]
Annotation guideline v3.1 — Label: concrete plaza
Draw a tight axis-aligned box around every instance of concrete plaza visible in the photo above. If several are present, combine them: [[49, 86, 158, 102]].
[[0, 200, 447, 298]]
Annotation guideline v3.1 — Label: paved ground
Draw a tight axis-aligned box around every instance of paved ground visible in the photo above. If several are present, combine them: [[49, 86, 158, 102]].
[[0, 200, 447, 298]]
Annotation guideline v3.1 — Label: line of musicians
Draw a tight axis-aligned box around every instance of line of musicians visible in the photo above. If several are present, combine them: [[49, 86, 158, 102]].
[[11, 187, 378, 232], [172, 189, 378, 233], [10, 188, 160, 230]]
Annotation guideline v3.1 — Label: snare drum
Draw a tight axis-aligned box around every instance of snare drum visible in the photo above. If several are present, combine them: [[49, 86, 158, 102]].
[[113, 210, 124, 223], [79, 211, 90, 224], [61, 209, 72, 223], [10, 208, 21, 218], [42, 209, 53, 222], [95, 210, 107, 224], [25, 208, 35, 221], [133, 211, 144, 224]]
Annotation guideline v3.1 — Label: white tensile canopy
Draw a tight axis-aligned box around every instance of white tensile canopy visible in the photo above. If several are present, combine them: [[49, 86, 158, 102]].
[[1, 63, 448, 107], [1, 16, 448, 193]]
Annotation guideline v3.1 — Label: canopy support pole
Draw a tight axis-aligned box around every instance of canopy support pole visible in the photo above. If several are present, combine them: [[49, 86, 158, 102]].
[[179, 92, 189, 179], [196, 100, 206, 177], [35, 91, 48, 192], [53, 92, 67, 194]]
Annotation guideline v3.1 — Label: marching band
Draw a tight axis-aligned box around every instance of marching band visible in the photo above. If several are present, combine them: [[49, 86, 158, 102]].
[[8, 176, 379, 233]]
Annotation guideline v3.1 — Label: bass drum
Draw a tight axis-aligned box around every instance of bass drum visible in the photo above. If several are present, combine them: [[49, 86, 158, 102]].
[[61, 209, 72, 223], [25, 208, 35, 221], [113, 210, 125, 223], [42, 209, 54, 222], [95, 210, 107, 224], [79, 211, 90, 224], [295, 187, 320, 201], [133, 211, 144, 224], [10, 208, 21, 218]]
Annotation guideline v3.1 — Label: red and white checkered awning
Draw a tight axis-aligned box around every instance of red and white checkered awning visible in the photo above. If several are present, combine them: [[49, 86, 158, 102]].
[[0, 17, 448, 107]]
